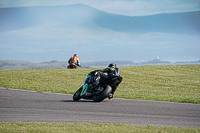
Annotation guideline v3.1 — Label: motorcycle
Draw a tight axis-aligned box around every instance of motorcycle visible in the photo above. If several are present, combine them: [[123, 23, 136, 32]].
[[67, 61, 78, 69], [73, 74, 123, 102]]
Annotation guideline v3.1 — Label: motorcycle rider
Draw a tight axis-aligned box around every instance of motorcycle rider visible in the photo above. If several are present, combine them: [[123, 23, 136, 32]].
[[81, 63, 120, 99], [102, 63, 120, 76], [68, 54, 81, 67], [102, 63, 120, 97]]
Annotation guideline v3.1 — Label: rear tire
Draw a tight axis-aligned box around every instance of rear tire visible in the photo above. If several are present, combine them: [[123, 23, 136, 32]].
[[93, 85, 112, 102], [73, 86, 83, 101]]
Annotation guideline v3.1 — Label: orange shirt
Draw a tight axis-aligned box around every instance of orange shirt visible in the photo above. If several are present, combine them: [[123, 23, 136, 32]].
[[71, 57, 78, 63]]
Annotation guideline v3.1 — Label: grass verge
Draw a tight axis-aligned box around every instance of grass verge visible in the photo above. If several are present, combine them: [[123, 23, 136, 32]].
[[0, 122, 200, 133], [0, 65, 199, 103]]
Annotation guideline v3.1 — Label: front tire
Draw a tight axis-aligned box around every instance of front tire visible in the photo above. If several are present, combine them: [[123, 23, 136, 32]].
[[73, 86, 83, 101], [93, 85, 112, 102]]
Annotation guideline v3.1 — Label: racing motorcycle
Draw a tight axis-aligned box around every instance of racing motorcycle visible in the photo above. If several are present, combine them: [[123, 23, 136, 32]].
[[67, 61, 78, 69], [73, 74, 123, 102]]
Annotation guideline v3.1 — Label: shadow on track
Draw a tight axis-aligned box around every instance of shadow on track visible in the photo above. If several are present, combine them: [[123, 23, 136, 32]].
[[60, 100, 94, 103], [60, 99, 110, 103]]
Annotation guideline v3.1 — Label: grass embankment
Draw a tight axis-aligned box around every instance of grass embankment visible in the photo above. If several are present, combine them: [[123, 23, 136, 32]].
[[0, 65, 199, 103], [0, 65, 200, 132], [0, 122, 199, 133]]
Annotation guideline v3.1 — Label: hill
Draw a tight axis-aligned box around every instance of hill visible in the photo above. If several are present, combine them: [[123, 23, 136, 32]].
[[0, 60, 200, 70], [0, 60, 67, 70], [1, 4, 200, 34]]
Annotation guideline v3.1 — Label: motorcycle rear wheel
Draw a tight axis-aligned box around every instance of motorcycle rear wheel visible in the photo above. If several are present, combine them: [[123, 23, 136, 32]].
[[67, 65, 77, 69], [73, 86, 83, 101], [93, 85, 112, 102]]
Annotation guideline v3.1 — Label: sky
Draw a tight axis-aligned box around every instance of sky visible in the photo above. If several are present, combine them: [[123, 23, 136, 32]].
[[1, 0, 200, 16], [0, 0, 200, 63]]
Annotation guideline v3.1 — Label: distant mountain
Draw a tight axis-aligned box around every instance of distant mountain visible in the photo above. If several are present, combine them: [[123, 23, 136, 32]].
[[1, 4, 200, 34], [0, 4, 199, 62], [93, 10, 200, 35], [0, 4, 98, 32], [0, 60, 68, 70]]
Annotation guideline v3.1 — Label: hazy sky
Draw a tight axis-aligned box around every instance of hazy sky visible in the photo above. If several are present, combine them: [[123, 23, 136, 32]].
[[1, 0, 200, 16]]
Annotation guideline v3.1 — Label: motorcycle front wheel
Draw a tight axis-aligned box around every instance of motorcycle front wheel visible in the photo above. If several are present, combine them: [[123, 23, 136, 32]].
[[93, 85, 112, 102], [73, 86, 83, 101]]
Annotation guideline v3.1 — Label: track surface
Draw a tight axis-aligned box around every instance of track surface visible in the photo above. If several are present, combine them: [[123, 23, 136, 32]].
[[0, 87, 200, 127]]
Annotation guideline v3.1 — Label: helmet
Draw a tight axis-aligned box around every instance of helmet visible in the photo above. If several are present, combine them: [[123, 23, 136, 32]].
[[74, 54, 78, 57], [108, 63, 116, 68]]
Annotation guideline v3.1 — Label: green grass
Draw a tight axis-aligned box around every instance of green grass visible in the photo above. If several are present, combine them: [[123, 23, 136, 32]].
[[0, 122, 199, 133], [0, 65, 200, 132], [0, 65, 200, 103]]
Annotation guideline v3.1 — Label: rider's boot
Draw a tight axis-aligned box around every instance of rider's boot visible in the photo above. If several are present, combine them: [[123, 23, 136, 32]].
[[108, 93, 113, 99]]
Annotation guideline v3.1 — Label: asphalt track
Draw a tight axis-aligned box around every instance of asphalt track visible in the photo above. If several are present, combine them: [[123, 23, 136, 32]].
[[0, 87, 200, 127]]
